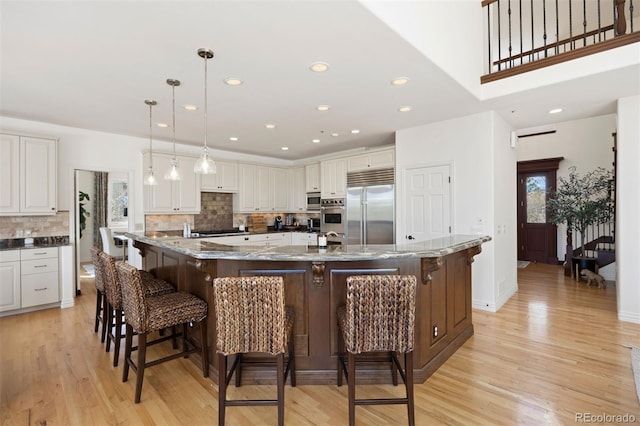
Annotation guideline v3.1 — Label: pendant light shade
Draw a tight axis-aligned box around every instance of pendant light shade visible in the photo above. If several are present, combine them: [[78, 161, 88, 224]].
[[144, 99, 158, 186], [193, 48, 217, 175], [164, 78, 182, 181]]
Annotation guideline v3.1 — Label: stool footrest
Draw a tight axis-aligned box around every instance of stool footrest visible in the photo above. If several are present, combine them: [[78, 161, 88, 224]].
[[356, 398, 409, 406], [225, 400, 279, 407]]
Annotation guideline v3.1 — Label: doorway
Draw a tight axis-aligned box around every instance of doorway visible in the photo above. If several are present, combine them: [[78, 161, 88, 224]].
[[517, 158, 562, 264], [74, 169, 130, 295]]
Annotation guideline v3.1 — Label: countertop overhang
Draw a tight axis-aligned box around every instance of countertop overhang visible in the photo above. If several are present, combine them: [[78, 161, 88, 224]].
[[126, 232, 492, 261]]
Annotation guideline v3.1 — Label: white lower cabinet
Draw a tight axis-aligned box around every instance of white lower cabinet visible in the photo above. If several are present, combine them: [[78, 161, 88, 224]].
[[20, 247, 59, 308], [291, 232, 318, 246], [0, 250, 21, 312], [202, 232, 293, 247]]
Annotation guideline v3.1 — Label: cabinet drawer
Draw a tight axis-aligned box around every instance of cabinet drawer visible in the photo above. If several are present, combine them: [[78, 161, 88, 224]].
[[21, 272, 59, 307], [0, 250, 20, 262], [20, 247, 58, 260], [21, 258, 58, 275]]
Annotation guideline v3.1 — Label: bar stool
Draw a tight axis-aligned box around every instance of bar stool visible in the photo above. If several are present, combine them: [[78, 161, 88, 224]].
[[337, 275, 417, 426], [98, 251, 175, 367], [89, 246, 107, 343], [116, 261, 209, 403], [212, 276, 296, 426]]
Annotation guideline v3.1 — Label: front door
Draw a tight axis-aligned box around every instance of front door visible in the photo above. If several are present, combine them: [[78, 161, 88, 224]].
[[517, 158, 562, 264]]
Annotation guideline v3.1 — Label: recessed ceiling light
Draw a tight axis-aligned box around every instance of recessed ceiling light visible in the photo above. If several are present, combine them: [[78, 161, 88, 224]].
[[229, 137, 238, 141], [549, 108, 563, 114], [391, 77, 409, 86], [316, 105, 330, 111], [312, 139, 320, 143], [157, 123, 168, 128], [309, 62, 330, 72], [398, 106, 413, 112], [224, 77, 243, 86], [184, 104, 198, 111], [265, 123, 276, 129], [351, 129, 360, 134], [281, 146, 289, 151], [331, 133, 339, 137]]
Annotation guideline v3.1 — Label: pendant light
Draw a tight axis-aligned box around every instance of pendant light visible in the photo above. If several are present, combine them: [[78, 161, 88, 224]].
[[144, 99, 158, 186], [193, 48, 217, 174], [164, 78, 182, 181]]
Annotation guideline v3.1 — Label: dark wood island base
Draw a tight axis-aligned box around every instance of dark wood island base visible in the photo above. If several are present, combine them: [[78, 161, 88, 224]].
[[131, 236, 487, 385]]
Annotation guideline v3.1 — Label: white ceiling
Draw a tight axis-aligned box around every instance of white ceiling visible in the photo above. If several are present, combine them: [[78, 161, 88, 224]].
[[1, 1, 638, 161]]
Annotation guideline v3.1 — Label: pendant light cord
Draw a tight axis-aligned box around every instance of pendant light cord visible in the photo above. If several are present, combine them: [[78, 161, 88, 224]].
[[148, 102, 154, 169], [172, 83, 176, 160], [204, 53, 208, 150]]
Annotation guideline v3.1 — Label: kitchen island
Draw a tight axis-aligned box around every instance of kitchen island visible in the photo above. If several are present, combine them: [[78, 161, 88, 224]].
[[127, 232, 490, 384]]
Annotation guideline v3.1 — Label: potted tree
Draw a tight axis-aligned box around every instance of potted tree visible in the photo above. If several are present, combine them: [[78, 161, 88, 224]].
[[548, 166, 614, 277]]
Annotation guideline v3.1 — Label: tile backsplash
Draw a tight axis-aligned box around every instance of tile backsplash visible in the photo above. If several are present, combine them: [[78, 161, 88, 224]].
[[0, 212, 70, 239], [145, 192, 234, 232], [194, 193, 234, 231], [144, 192, 322, 233]]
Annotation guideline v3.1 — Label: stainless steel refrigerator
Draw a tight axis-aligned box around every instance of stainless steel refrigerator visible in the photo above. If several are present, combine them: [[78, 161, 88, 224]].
[[346, 169, 395, 245]]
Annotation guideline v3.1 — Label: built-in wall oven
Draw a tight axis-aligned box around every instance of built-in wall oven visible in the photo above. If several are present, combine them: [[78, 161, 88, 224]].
[[320, 198, 346, 245]]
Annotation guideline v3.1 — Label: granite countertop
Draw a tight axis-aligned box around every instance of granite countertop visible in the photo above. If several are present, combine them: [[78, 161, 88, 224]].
[[125, 232, 491, 261], [0, 236, 70, 251]]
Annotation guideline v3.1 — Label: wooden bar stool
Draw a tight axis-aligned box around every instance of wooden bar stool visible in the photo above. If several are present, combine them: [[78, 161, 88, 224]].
[[98, 251, 175, 367], [89, 246, 107, 343], [212, 276, 296, 426], [116, 262, 209, 403], [337, 275, 417, 426]]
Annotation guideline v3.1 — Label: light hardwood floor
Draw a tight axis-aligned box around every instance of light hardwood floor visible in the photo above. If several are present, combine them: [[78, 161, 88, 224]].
[[1, 263, 638, 425]]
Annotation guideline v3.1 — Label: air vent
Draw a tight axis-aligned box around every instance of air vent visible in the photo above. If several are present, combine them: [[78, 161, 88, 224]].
[[347, 168, 395, 187]]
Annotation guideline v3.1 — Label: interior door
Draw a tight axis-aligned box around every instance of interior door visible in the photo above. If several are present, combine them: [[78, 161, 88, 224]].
[[403, 164, 451, 242], [517, 160, 561, 264]]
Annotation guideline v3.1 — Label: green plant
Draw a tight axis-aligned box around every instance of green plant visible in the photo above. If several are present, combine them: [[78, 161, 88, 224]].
[[548, 166, 614, 258], [79, 191, 91, 239]]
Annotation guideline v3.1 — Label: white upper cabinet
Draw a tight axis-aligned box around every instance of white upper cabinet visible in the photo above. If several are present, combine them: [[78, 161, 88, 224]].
[[237, 163, 289, 212], [269, 167, 289, 212], [288, 167, 306, 212], [0, 134, 20, 214], [320, 158, 347, 198], [305, 163, 320, 192], [200, 160, 238, 192], [0, 133, 57, 215], [143, 152, 201, 214], [346, 148, 395, 172]]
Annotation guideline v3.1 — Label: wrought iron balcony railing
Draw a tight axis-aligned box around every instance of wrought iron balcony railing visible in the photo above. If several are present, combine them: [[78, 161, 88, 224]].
[[482, 0, 639, 83]]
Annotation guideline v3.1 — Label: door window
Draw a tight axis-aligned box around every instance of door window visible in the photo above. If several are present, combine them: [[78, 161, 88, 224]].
[[526, 176, 546, 223]]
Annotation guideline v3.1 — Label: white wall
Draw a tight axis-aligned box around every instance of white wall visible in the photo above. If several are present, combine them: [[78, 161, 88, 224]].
[[492, 113, 518, 309], [396, 111, 518, 311], [516, 114, 616, 261], [616, 96, 640, 323]]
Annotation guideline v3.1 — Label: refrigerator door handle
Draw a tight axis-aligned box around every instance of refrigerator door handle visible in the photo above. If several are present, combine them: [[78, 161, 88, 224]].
[[361, 198, 367, 244]]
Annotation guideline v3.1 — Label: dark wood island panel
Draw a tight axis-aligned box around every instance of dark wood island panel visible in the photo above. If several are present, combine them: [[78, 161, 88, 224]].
[[133, 238, 485, 385]]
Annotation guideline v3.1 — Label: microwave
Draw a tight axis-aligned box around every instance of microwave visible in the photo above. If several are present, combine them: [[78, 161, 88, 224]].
[[306, 192, 321, 210]]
